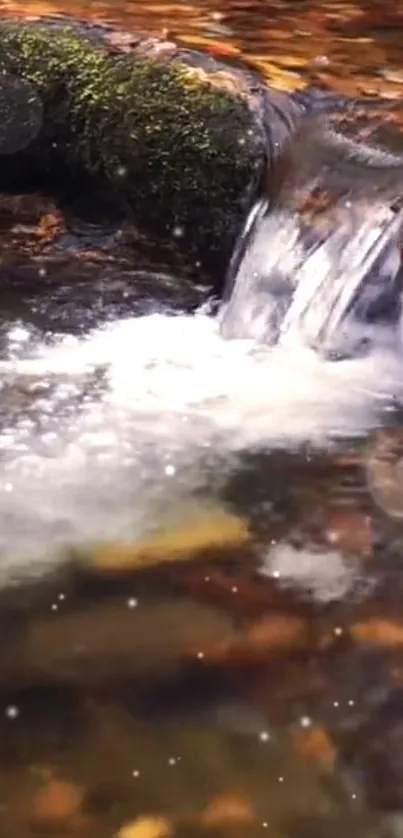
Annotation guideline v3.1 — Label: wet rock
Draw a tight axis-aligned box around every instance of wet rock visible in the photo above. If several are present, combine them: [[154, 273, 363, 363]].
[[0, 597, 240, 689], [82, 504, 251, 574], [365, 430, 403, 521], [0, 16, 270, 286]]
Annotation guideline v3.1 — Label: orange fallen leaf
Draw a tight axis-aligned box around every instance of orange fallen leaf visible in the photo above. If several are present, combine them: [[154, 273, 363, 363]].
[[246, 614, 311, 654], [207, 42, 242, 58], [206, 614, 311, 667], [202, 793, 254, 828], [351, 619, 403, 648], [31, 780, 84, 825]]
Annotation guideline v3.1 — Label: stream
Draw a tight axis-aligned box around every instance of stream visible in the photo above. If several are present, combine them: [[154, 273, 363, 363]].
[[0, 2, 403, 838]]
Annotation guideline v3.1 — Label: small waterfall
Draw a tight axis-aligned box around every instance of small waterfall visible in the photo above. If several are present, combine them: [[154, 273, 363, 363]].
[[219, 199, 306, 344], [219, 196, 403, 358]]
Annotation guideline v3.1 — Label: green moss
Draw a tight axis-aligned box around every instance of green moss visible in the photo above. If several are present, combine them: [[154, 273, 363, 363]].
[[0, 21, 265, 281]]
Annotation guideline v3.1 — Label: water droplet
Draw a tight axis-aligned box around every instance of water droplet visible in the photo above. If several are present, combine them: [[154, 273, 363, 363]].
[[127, 598, 138, 609]]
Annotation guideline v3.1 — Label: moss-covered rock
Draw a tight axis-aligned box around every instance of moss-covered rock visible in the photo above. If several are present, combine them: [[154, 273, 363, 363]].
[[0, 18, 268, 285]]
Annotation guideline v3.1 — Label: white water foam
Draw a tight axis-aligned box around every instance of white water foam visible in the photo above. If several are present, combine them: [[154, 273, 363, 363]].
[[0, 191, 402, 580], [0, 308, 400, 583]]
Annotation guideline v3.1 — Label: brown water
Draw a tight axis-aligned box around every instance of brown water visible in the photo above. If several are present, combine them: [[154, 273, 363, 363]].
[[1, 3, 403, 838]]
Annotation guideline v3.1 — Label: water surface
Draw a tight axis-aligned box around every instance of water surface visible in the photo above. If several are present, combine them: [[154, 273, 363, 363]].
[[0, 3, 401, 838]]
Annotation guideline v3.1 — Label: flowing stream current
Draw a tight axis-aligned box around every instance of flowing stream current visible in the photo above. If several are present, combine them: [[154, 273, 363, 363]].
[[0, 195, 403, 583]]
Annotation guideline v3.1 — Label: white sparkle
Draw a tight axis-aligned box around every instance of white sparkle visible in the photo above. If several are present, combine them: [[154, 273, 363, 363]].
[[168, 757, 177, 766], [51, 603, 58, 611], [333, 701, 339, 708], [164, 464, 176, 476], [272, 570, 280, 579], [351, 793, 357, 800], [278, 776, 284, 783], [334, 626, 343, 636], [4, 483, 12, 493], [197, 651, 204, 659], [231, 586, 238, 593], [204, 576, 211, 582], [127, 598, 138, 609], [172, 225, 184, 238], [348, 699, 355, 707], [38, 267, 47, 277], [5, 705, 19, 719], [132, 770, 140, 778], [262, 824, 268, 829], [58, 593, 66, 601], [299, 715, 312, 728], [116, 166, 127, 177], [259, 730, 270, 742]]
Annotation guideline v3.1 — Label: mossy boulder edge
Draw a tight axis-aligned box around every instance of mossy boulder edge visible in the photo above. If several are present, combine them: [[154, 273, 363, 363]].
[[0, 18, 268, 284]]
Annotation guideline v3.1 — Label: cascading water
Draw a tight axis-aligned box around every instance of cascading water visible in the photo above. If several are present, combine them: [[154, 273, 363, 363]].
[[219, 195, 403, 359], [0, 187, 401, 580]]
